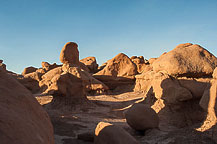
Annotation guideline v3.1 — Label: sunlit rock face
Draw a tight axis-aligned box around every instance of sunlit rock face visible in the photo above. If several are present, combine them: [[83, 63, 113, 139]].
[[134, 43, 217, 128], [152, 43, 217, 78], [94, 122, 139, 144], [95, 53, 137, 77], [0, 67, 54, 144], [80, 56, 98, 73], [94, 53, 137, 90], [60, 42, 80, 65]]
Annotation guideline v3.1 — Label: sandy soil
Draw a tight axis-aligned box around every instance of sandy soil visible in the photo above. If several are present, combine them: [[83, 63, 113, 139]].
[[36, 92, 217, 144]]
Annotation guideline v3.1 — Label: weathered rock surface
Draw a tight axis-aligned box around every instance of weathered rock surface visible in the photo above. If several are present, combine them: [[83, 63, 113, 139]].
[[39, 64, 108, 104], [80, 56, 98, 73], [22, 66, 38, 75], [94, 53, 137, 90], [131, 56, 152, 73], [152, 43, 217, 77], [134, 70, 207, 128], [60, 42, 79, 65], [213, 67, 217, 79], [148, 58, 157, 64], [125, 103, 159, 131], [95, 53, 137, 77], [40, 65, 86, 104], [0, 67, 54, 144], [0, 63, 6, 70], [94, 122, 139, 144], [41, 61, 60, 72]]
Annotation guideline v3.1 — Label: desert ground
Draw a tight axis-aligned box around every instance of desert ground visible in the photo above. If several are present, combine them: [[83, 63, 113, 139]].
[[1, 42, 217, 144]]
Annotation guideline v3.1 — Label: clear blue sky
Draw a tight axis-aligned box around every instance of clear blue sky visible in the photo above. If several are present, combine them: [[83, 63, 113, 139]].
[[1, 0, 217, 73]]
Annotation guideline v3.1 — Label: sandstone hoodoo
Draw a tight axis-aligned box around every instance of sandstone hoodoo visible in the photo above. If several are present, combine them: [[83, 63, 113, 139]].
[[60, 42, 79, 65], [0, 67, 54, 144], [94, 122, 139, 144], [152, 43, 217, 77], [125, 103, 159, 131]]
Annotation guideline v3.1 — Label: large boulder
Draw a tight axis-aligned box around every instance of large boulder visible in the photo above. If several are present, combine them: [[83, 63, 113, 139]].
[[95, 53, 137, 77], [94, 53, 137, 90], [0, 68, 54, 144], [22, 66, 38, 75], [94, 122, 139, 144], [152, 43, 217, 77], [60, 42, 79, 65], [125, 103, 159, 131], [80, 56, 98, 73]]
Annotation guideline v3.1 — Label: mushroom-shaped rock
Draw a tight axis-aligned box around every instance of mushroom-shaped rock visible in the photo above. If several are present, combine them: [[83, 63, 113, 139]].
[[0, 67, 54, 144], [60, 42, 79, 65], [125, 103, 159, 131], [94, 122, 139, 144], [152, 43, 217, 77], [95, 53, 137, 77], [22, 66, 38, 75]]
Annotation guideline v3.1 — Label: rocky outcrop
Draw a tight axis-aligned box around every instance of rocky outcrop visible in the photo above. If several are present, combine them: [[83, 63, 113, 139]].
[[0, 67, 54, 144], [152, 43, 217, 77], [94, 122, 139, 144], [94, 53, 137, 90], [131, 56, 152, 73], [60, 42, 79, 65], [134, 70, 208, 127], [125, 103, 159, 131], [22, 66, 38, 75], [0, 60, 6, 70], [95, 53, 137, 77], [39, 64, 108, 104], [80, 56, 98, 73], [41, 61, 60, 72]]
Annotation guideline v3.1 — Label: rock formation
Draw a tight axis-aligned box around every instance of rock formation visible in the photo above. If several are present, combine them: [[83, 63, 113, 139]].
[[0, 60, 6, 70], [94, 53, 137, 90], [94, 122, 139, 144], [131, 56, 152, 73], [0, 67, 54, 144], [152, 43, 217, 77], [60, 42, 79, 65], [41, 61, 60, 72], [125, 103, 159, 131], [95, 53, 137, 77], [22, 66, 38, 75], [80, 56, 98, 73]]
